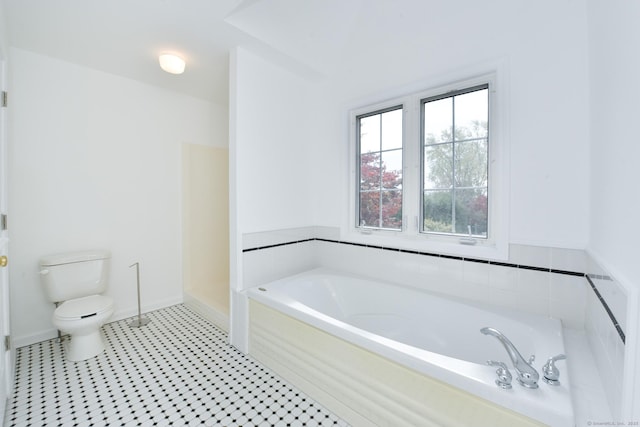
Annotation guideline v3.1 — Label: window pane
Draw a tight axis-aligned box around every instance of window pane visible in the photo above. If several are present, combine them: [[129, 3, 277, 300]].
[[421, 85, 490, 238], [381, 109, 403, 150], [360, 114, 380, 153], [359, 191, 380, 228], [454, 140, 487, 188], [381, 149, 402, 189], [423, 190, 453, 233], [381, 190, 402, 229], [454, 88, 488, 140], [360, 153, 380, 191], [454, 188, 488, 237], [424, 144, 453, 189], [423, 97, 452, 145], [357, 107, 403, 231]]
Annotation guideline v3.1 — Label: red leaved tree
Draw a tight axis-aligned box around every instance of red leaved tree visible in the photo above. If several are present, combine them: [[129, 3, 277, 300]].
[[359, 152, 402, 229]]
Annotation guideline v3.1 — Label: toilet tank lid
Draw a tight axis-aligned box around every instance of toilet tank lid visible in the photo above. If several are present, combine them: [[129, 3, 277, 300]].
[[40, 250, 111, 267]]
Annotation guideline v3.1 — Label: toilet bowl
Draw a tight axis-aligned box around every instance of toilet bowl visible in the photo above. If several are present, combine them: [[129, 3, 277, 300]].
[[39, 250, 114, 362], [53, 295, 114, 362]]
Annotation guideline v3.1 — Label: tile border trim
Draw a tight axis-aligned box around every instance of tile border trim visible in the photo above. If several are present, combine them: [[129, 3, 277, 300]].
[[585, 275, 626, 344], [243, 238, 585, 275], [242, 237, 624, 344], [242, 238, 315, 253]]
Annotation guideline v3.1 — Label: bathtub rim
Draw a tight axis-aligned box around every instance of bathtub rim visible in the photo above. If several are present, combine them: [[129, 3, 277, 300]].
[[245, 267, 575, 427]]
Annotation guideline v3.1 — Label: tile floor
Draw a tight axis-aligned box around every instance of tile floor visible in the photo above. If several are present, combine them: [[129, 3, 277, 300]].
[[5, 305, 350, 427]]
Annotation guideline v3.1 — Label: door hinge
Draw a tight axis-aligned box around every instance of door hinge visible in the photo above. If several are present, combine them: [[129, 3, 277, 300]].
[[1, 214, 6, 231], [1, 91, 6, 108], [4, 335, 9, 351]]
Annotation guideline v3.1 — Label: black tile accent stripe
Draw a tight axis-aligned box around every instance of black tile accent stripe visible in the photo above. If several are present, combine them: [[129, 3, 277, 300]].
[[243, 237, 624, 344], [515, 264, 548, 272], [551, 269, 586, 277], [489, 261, 514, 268], [243, 238, 584, 276], [243, 238, 316, 252], [463, 257, 489, 264], [586, 275, 626, 344], [398, 249, 423, 255]]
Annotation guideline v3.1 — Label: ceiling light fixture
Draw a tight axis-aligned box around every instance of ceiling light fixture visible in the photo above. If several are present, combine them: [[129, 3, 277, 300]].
[[158, 53, 186, 75]]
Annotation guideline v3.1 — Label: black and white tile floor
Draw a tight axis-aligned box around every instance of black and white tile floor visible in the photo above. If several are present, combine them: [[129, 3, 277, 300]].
[[5, 305, 350, 427]]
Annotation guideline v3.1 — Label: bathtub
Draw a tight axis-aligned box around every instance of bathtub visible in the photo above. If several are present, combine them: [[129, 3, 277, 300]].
[[246, 268, 574, 427]]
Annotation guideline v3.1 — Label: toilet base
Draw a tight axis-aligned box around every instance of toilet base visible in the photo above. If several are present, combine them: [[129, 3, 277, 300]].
[[63, 330, 106, 362]]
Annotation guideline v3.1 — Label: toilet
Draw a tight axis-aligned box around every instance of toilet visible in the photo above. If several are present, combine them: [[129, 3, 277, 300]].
[[39, 250, 114, 362]]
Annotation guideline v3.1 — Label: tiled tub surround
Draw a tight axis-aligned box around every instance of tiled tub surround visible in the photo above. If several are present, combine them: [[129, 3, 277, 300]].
[[238, 227, 628, 424], [584, 269, 629, 421]]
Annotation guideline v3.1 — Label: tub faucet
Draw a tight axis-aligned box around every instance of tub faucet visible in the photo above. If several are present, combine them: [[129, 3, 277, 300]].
[[542, 354, 566, 385], [480, 327, 539, 389]]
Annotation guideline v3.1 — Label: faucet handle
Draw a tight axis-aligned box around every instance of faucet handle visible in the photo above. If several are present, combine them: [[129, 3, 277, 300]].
[[542, 354, 567, 385], [487, 360, 513, 389]]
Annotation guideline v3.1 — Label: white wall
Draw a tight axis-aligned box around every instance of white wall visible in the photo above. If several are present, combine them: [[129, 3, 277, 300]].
[[233, 48, 315, 234], [587, 0, 639, 309], [229, 3, 593, 356], [8, 48, 218, 346], [307, 0, 590, 249], [587, 0, 640, 420], [229, 0, 639, 419], [230, 46, 319, 348], [232, 1, 590, 250]]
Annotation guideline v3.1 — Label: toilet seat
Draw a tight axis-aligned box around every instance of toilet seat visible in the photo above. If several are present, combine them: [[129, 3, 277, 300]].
[[55, 295, 114, 320]]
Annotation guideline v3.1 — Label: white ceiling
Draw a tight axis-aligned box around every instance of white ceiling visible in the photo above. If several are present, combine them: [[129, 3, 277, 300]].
[[1, 0, 256, 105], [2, 0, 466, 106], [225, 0, 366, 77], [1, 0, 381, 106]]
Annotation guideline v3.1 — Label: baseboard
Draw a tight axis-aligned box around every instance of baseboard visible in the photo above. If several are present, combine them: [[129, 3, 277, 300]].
[[13, 329, 59, 349], [183, 292, 229, 332], [13, 295, 185, 349], [111, 295, 184, 322]]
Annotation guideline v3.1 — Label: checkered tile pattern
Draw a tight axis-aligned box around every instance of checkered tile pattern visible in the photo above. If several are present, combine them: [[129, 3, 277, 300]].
[[5, 304, 350, 426]]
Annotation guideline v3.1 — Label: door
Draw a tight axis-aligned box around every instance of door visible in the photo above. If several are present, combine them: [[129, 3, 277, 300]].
[[0, 240, 9, 420], [0, 58, 13, 420]]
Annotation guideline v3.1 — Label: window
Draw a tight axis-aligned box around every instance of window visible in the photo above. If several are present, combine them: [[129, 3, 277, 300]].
[[422, 85, 489, 238], [350, 70, 508, 259], [356, 107, 403, 230]]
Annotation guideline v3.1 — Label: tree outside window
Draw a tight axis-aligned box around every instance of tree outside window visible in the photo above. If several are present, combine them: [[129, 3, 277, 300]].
[[422, 86, 489, 237], [357, 108, 403, 230]]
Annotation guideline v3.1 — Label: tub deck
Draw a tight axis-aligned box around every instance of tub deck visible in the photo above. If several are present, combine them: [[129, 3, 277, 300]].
[[246, 268, 575, 427]]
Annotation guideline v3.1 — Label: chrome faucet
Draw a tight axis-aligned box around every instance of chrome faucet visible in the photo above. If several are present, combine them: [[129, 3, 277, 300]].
[[486, 360, 513, 389], [480, 327, 540, 389], [542, 354, 566, 385]]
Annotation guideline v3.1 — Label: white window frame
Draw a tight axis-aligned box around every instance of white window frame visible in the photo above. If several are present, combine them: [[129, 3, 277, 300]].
[[355, 104, 405, 232], [348, 68, 509, 260]]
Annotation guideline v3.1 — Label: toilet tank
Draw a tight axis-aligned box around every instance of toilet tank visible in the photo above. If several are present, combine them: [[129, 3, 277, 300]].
[[39, 250, 111, 302]]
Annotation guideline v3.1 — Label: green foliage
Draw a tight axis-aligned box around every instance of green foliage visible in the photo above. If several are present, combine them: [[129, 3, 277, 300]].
[[424, 120, 488, 189], [423, 188, 488, 236], [423, 120, 488, 236], [357, 110, 488, 234], [423, 217, 452, 233], [423, 191, 452, 231], [359, 152, 402, 229]]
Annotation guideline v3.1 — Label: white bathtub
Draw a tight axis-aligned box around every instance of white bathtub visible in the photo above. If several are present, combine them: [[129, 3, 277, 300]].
[[246, 268, 574, 427]]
